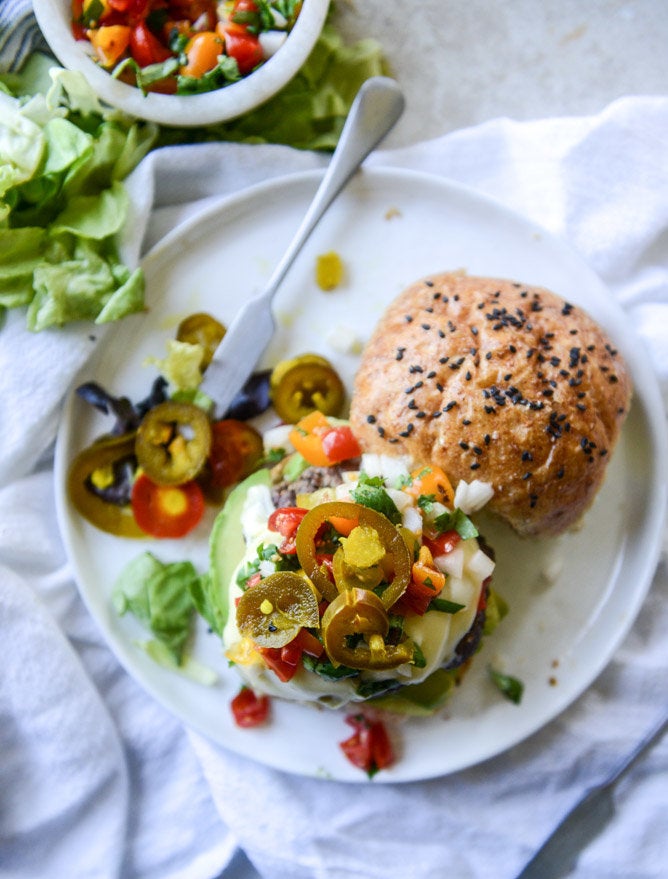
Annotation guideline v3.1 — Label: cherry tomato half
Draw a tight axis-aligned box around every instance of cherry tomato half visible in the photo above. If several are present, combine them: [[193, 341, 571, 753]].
[[207, 419, 264, 489], [131, 473, 205, 538]]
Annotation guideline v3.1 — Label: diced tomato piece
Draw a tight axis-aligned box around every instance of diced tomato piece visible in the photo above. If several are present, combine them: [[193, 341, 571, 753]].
[[130, 473, 204, 538], [230, 687, 270, 727], [223, 28, 263, 75], [321, 425, 361, 464], [130, 20, 172, 66], [180, 30, 223, 77], [267, 506, 309, 554], [424, 529, 461, 558], [267, 506, 308, 537], [290, 627, 324, 658], [400, 577, 440, 616], [259, 627, 323, 681], [258, 646, 297, 682], [88, 24, 132, 66], [340, 714, 395, 776], [289, 412, 362, 468]]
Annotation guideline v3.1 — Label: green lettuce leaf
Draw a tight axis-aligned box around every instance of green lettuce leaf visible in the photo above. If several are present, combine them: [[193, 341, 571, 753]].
[[0, 57, 156, 331], [112, 551, 198, 664]]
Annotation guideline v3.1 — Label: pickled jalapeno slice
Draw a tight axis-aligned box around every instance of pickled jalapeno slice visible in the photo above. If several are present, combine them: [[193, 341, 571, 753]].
[[270, 354, 345, 423], [295, 501, 411, 608], [236, 572, 320, 648], [135, 401, 212, 486]]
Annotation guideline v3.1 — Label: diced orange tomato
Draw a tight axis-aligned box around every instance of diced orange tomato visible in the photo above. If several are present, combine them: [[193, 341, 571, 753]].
[[395, 546, 447, 616], [327, 514, 359, 537], [403, 464, 455, 508], [289, 411, 333, 467], [180, 31, 223, 77], [289, 411, 361, 468], [88, 25, 132, 66]]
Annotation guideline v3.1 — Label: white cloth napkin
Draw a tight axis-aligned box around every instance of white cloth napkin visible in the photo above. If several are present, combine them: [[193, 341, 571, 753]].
[[1, 95, 667, 879]]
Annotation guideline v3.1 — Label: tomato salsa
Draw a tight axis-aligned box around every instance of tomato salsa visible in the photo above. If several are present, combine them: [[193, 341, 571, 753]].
[[71, 0, 303, 95]]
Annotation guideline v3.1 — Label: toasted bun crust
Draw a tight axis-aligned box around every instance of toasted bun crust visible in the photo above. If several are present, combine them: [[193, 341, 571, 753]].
[[350, 272, 632, 536]]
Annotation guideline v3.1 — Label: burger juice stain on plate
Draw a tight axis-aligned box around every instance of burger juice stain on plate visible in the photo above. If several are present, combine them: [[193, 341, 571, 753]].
[[54, 169, 667, 782]]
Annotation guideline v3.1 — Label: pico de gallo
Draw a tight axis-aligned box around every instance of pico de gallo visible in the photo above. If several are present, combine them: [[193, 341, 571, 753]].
[[71, 0, 303, 95]]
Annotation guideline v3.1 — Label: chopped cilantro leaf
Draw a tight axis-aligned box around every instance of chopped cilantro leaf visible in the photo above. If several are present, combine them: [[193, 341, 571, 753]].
[[434, 507, 479, 539], [351, 473, 402, 525]]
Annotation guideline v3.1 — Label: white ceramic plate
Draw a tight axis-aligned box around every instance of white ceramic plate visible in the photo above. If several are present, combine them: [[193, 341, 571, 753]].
[[55, 168, 667, 782]]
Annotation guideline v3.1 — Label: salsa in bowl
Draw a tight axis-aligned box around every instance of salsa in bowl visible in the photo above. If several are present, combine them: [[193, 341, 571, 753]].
[[34, 0, 329, 125]]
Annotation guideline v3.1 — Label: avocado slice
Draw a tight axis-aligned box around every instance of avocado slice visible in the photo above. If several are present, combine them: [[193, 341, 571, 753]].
[[205, 467, 272, 634]]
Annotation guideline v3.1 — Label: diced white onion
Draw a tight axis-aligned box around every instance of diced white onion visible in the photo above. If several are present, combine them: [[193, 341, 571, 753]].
[[263, 423, 294, 453], [435, 546, 464, 579], [468, 548, 496, 582], [386, 487, 412, 513], [402, 505, 423, 535], [454, 479, 494, 514], [269, 8, 288, 27], [259, 560, 277, 577], [360, 453, 411, 487], [259, 30, 287, 59]]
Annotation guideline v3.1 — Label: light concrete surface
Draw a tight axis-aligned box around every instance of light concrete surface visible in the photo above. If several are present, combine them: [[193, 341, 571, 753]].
[[332, 0, 668, 146]]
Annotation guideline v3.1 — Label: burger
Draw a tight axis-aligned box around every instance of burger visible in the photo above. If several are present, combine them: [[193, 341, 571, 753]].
[[219, 412, 501, 714]]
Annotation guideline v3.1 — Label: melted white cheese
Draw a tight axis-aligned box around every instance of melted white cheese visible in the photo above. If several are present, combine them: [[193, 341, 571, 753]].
[[223, 478, 493, 709]]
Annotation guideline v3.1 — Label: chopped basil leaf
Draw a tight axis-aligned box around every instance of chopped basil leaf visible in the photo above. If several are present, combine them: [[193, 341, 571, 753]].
[[434, 507, 479, 539], [428, 597, 465, 614], [488, 666, 524, 704], [357, 472, 384, 488]]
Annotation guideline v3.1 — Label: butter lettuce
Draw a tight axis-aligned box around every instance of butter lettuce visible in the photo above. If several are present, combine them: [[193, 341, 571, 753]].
[[112, 551, 198, 664], [0, 58, 157, 331]]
